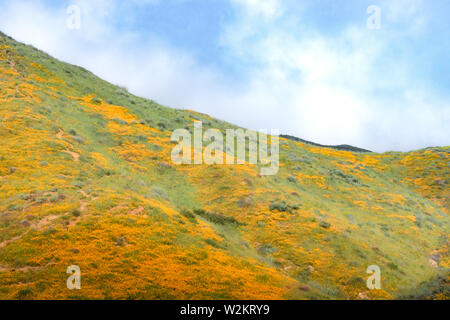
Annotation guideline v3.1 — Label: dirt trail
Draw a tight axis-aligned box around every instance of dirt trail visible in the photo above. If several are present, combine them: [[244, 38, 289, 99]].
[[0, 188, 95, 248], [63, 149, 80, 161], [0, 265, 44, 273], [0, 235, 24, 249], [67, 192, 97, 229], [56, 129, 80, 161], [34, 215, 59, 230], [56, 129, 63, 139], [0, 214, 60, 249], [0, 214, 62, 249]]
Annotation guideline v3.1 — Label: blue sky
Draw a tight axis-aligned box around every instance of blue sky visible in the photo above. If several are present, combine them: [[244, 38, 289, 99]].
[[0, 0, 448, 151]]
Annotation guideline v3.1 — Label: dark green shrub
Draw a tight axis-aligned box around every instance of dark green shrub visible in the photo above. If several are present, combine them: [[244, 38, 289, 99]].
[[205, 238, 222, 249], [258, 244, 278, 255], [16, 287, 33, 299], [193, 209, 243, 226], [328, 169, 360, 185], [319, 221, 331, 229], [157, 121, 168, 130], [180, 209, 196, 223], [388, 262, 399, 270], [269, 201, 299, 213], [113, 118, 127, 125], [269, 201, 289, 212], [287, 175, 297, 183], [90, 97, 101, 104], [72, 209, 81, 217]]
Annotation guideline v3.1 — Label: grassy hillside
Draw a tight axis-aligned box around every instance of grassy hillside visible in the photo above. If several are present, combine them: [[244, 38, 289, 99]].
[[0, 31, 448, 300]]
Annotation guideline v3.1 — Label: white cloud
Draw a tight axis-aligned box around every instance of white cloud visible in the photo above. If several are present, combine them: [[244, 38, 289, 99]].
[[216, 0, 449, 151], [0, 0, 447, 152], [231, 0, 283, 19]]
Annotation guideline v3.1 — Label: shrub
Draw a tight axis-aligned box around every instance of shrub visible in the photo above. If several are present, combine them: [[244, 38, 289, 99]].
[[115, 235, 127, 246], [205, 238, 222, 249], [269, 201, 299, 213], [113, 118, 127, 125], [328, 169, 360, 185], [319, 221, 331, 229], [236, 196, 253, 208], [72, 209, 81, 217], [90, 97, 101, 104], [97, 168, 114, 177], [16, 288, 33, 299], [193, 209, 244, 226], [35, 198, 47, 204], [388, 262, 399, 270], [347, 276, 365, 286], [150, 186, 168, 200], [180, 209, 196, 223], [43, 227, 57, 236], [73, 181, 83, 189], [258, 244, 278, 255], [397, 275, 449, 300], [72, 135, 84, 144], [157, 121, 168, 130], [269, 201, 289, 212], [8, 204, 22, 211], [116, 87, 129, 96]]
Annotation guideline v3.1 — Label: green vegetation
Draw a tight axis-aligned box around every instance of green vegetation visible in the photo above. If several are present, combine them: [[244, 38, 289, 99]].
[[0, 31, 448, 300]]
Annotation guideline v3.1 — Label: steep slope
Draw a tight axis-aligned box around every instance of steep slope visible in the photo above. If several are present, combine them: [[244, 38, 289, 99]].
[[0, 32, 448, 300]]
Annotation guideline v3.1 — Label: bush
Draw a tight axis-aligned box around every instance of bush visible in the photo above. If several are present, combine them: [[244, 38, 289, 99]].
[[150, 186, 168, 200], [72, 209, 81, 217], [90, 97, 101, 104], [8, 204, 22, 211], [388, 262, 399, 270], [115, 87, 129, 96], [115, 235, 127, 246], [269, 201, 299, 213], [157, 121, 168, 130], [347, 276, 365, 286], [328, 169, 360, 185], [236, 196, 253, 208], [43, 227, 57, 236], [193, 209, 244, 226], [269, 201, 289, 212], [319, 221, 331, 229], [397, 275, 449, 300], [16, 287, 33, 299], [97, 168, 114, 177], [205, 238, 222, 249], [113, 118, 127, 125], [73, 181, 83, 189], [258, 244, 278, 255], [180, 209, 196, 223], [72, 136, 84, 144]]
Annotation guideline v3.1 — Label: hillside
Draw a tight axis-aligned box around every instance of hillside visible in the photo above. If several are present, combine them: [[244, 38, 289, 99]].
[[0, 31, 448, 300]]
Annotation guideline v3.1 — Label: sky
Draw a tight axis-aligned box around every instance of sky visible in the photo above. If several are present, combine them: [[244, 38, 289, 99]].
[[0, 0, 448, 152]]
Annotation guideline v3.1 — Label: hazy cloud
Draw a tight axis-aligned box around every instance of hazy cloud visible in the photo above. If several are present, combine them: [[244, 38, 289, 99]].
[[0, 0, 448, 152]]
